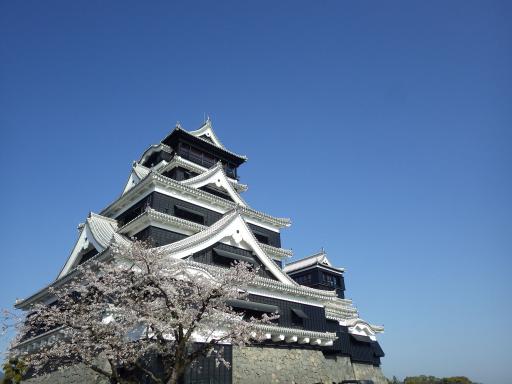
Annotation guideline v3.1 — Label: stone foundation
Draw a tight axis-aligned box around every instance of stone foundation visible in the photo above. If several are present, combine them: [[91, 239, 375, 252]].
[[232, 346, 386, 384], [352, 362, 388, 384], [24, 347, 387, 384], [23, 363, 108, 384]]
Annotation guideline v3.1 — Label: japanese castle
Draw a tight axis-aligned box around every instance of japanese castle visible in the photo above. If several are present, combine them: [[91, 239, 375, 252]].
[[15, 120, 386, 384]]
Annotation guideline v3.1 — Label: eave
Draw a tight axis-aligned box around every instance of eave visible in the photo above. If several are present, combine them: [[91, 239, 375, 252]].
[[158, 155, 248, 192], [138, 143, 173, 164], [285, 263, 345, 276], [153, 208, 296, 285], [162, 127, 247, 165], [180, 162, 247, 206], [15, 249, 113, 309], [283, 251, 343, 274], [186, 260, 356, 307], [17, 250, 357, 320], [255, 324, 337, 346], [187, 119, 226, 149], [119, 208, 292, 259], [100, 172, 291, 229], [14, 322, 337, 353]]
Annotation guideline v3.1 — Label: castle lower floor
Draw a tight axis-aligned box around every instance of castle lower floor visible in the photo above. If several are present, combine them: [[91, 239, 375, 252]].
[[232, 346, 387, 384], [24, 345, 386, 384]]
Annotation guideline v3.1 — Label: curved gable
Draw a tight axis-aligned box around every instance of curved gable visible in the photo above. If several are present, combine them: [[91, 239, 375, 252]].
[[157, 210, 295, 285], [57, 213, 122, 279], [180, 162, 247, 206], [188, 119, 226, 149]]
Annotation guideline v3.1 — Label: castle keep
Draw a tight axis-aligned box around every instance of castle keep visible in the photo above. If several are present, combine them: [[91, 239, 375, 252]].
[[16, 120, 386, 384]]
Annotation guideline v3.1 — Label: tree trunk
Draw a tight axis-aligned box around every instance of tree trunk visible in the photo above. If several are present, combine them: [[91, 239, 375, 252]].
[[167, 368, 179, 384], [167, 361, 186, 384]]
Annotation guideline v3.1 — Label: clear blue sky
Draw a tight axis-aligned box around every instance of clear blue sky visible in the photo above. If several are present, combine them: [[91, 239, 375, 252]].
[[1, 1, 510, 383]]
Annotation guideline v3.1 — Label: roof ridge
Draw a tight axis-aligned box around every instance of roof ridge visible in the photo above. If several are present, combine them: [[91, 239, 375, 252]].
[[88, 212, 118, 225], [169, 126, 248, 160], [285, 251, 326, 266], [162, 155, 248, 191], [187, 119, 226, 149], [117, 208, 292, 258], [180, 161, 247, 207], [101, 171, 290, 228], [156, 208, 239, 254]]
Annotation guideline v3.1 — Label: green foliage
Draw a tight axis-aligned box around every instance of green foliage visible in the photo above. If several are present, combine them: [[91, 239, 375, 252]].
[[1, 358, 27, 384], [401, 375, 473, 384], [404, 375, 440, 384], [441, 378, 472, 384]]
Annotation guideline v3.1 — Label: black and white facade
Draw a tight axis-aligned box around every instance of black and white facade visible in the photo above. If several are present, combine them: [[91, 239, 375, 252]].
[[15, 120, 386, 384]]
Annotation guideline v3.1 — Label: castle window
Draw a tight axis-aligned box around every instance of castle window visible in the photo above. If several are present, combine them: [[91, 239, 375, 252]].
[[294, 274, 312, 285], [224, 163, 236, 178], [253, 232, 269, 244], [203, 153, 215, 168], [212, 247, 256, 267], [179, 142, 190, 158], [322, 273, 337, 288], [291, 308, 308, 327]]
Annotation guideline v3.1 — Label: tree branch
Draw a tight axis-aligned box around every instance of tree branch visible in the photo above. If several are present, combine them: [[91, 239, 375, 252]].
[[135, 361, 164, 384]]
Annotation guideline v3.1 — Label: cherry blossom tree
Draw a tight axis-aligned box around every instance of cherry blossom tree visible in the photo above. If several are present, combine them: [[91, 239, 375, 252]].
[[3, 241, 277, 384]]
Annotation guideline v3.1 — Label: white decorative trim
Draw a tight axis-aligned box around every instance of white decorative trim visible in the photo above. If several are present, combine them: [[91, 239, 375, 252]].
[[86, 213, 119, 249], [119, 208, 204, 238], [259, 243, 293, 260], [246, 286, 324, 308], [284, 251, 343, 273], [343, 318, 384, 337], [256, 324, 337, 344], [138, 143, 173, 164], [181, 162, 247, 206], [57, 213, 129, 279], [101, 172, 290, 230], [285, 264, 345, 277], [20, 248, 360, 320], [158, 155, 248, 192], [118, 208, 292, 259], [157, 209, 296, 285], [175, 123, 247, 160], [184, 260, 357, 309], [122, 163, 151, 195], [17, 248, 112, 309], [14, 320, 338, 353], [57, 227, 89, 280], [188, 119, 226, 149]]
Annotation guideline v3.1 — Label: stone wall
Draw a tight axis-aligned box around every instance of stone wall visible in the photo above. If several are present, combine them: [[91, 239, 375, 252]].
[[24, 347, 387, 384], [23, 363, 108, 384], [353, 362, 388, 384], [233, 346, 387, 384]]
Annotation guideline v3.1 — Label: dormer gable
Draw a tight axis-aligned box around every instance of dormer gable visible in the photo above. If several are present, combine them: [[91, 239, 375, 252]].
[[122, 162, 151, 194], [57, 213, 125, 279], [187, 118, 226, 149], [180, 162, 247, 206], [283, 251, 341, 274], [156, 209, 296, 285]]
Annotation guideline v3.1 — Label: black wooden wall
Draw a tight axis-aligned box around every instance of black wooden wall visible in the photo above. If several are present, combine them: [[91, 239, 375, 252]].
[[117, 192, 281, 247], [189, 243, 277, 280], [288, 268, 345, 299], [247, 294, 327, 332], [134, 226, 187, 247], [162, 166, 199, 181], [235, 296, 384, 366], [325, 320, 384, 366]]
